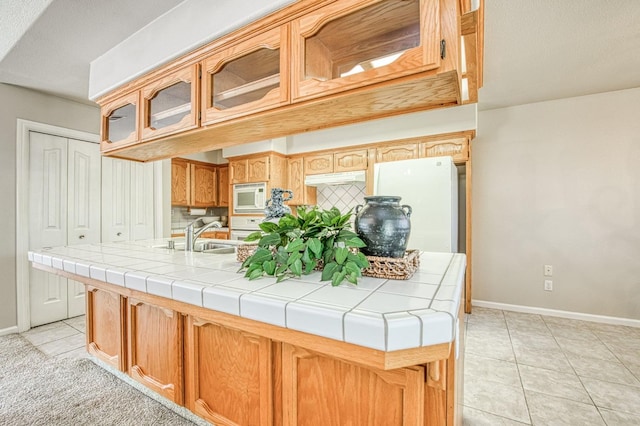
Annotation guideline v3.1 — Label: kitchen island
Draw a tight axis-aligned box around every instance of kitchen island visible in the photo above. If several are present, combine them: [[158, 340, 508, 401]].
[[29, 239, 465, 426]]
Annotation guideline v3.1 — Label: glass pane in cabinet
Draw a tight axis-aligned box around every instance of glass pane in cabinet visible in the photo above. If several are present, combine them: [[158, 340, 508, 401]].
[[149, 81, 191, 129], [305, 0, 420, 80], [107, 103, 136, 142], [212, 47, 280, 110]]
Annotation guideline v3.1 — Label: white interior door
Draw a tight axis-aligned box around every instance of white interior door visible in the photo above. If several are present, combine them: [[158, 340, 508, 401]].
[[130, 161, 155, 240], [102, 157, 131, 242], [29, 132, 100, 326], [66, 138, 101, 317]]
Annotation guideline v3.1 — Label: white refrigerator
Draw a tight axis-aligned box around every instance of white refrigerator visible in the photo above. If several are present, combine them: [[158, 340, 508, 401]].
[[374, 156, 458, 253]]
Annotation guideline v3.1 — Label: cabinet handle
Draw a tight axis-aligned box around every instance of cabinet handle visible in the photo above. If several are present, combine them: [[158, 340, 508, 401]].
[[79, 235, 85, 239]]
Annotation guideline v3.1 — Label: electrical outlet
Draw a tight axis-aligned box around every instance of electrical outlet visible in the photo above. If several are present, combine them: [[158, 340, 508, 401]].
[[544, 264, 553, 276], [544, 280, 553, 291]]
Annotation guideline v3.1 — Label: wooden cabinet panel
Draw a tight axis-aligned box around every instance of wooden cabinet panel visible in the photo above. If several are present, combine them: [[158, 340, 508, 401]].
[[202, 25, 290, 125], [171, 158, 190, 206], [291, 0, 441, 102], [334, 149, 368, 172], [304, 154, 333, 175], [287, 157, 317, 206], [191, 163, 217, 207], [217, 166, 229, 207], [420, 137, 469, 163], [282, 344, 424, 426], [248, 156, 270, 182], [230, 160, 248, 184], [185, 317, 273, 426], [376, 143, 420, 163], [86, 286, 126, 371], [141, 64, 199, 141], [100, 91, 140, 153], [127, 299, 184, 404]]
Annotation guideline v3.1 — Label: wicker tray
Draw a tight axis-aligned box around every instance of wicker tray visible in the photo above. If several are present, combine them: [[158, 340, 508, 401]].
[[361, 249, 420, 280], [236, 243, 258, 264]]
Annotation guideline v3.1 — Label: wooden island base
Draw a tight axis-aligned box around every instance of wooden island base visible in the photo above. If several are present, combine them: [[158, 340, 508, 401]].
[[36, 264, 464, 426]]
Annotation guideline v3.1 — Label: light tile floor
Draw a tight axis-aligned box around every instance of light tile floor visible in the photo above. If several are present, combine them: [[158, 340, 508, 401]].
[[20, 308, 640, 425]]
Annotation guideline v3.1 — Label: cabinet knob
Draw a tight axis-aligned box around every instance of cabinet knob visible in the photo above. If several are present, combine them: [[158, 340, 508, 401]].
[[117, 232, 122, 237], [79, 235, 85, 239]]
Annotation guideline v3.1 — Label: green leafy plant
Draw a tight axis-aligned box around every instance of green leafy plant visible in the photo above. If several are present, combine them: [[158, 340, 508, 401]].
[[240, 206, 369, 286]]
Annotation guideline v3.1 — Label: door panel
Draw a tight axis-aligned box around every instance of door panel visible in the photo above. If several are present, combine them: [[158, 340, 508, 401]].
[[67, 139, 101, 245], [102, 157, 131, 242], [130, 162, 155, 240]]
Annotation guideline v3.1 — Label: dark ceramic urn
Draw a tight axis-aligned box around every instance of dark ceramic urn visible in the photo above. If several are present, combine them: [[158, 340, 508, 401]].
[[354, 196, 412, 258]]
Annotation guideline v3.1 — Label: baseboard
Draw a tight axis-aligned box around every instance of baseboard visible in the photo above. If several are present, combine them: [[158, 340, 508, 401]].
[[0, 326, 18, 336], [472, 300, 640, 328]]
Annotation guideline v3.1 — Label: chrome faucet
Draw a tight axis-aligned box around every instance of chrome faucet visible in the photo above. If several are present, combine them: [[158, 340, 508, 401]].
[[185, 220, 222, 252]]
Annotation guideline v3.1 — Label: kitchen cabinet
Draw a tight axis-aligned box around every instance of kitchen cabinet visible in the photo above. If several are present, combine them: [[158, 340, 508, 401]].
[[376, 143, 420, 163], [286, 157, 317, 206], [127, 298, 184, 405], [303, 154, 333, 175], [86, 286, 126, 371], [100, 91, 140, 153], [420, 137, 469, 163], [217, 165, 229, 207], [282, 343, 425, 425], [291, 0, 441, 103], [102, 157, 155, 242], [172, 158, 225, 207], [229, 153, 286, 187], [140, 64, 199, 141], [334, 149, 368, 172], [202, 25, 290, 125], [184, 317, 273, 426]]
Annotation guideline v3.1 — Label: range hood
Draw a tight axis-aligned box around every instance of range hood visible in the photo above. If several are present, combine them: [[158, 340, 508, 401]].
[[304, 170, 366, 186]]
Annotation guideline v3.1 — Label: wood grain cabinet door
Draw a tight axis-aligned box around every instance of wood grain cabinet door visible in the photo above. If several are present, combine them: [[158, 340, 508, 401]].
[[420, 137, 469, 163], [291, 0, 441, 102], [127, 299, 184, 405], [86, 286, 126, 371], [201, 25, 290, 125], [217, 166, 230, 207], [304, 154, 333, 175], [248, 156, 270, 182], [375, 143, 420, 163], [282, 344, 425, 426], [334, 149, 368, 172], [191, 163, 217, 207], [100, 91, 140, 153], [171, 158, 190, 206], [140, 64, 199, 141], [230, 160, 248, 184], [185, 317, 273, 426]]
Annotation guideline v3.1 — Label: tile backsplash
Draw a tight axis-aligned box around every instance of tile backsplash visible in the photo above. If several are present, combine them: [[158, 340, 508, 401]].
[[316, 183, 366, 214], [171, 206, 229, 230]]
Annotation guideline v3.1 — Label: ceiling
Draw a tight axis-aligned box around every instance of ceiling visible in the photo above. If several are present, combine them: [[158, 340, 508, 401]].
[[1, 0, 639, 110]]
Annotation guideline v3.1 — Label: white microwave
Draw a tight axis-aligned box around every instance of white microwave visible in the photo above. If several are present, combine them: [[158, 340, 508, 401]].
[[233, 182, 266, 214]]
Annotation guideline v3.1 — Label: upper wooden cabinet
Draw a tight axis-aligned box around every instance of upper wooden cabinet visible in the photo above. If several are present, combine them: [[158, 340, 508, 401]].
[[287, 157, 317, 206], [172, 158, 224, 207], [140, 64, 200, 141], [217, 165, 230, 207], [100, 92, 140, 152], [202, 25, 290, 125], [376, 143, 420, 163], [230, 154, 281, 184], [291, 0, 441, 102], [304, 149, 369, 175], [97, 0, 482, 162], [420, 137, 469, 163]]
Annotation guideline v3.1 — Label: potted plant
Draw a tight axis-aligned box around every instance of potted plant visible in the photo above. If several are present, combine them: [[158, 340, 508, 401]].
[[240, 206, 369, 286]]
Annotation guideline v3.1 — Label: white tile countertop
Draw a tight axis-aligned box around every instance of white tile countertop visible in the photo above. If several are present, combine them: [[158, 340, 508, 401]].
[[28, 239, 466, 352]]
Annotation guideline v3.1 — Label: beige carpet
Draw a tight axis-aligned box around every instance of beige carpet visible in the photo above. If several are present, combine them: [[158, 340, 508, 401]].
[[0, 334, 198, 425]]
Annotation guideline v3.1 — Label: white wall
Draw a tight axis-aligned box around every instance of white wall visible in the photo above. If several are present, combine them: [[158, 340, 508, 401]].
[[473, 87, 640, 320], [0, 83, 99, 331]]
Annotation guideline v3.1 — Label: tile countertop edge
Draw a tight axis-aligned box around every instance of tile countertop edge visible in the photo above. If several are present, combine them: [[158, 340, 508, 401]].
[[28, 241, 466, 353]]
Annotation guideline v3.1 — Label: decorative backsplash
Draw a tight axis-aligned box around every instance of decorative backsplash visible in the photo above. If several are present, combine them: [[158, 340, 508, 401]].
[[316, 183, 366, 214], [171, 206, 229, 231]]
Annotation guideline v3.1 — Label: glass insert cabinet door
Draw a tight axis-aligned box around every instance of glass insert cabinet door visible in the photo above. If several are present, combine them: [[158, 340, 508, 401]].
[[100, 92, 140, 152], [201, 25, 289, 125], [291, 0, 442, 102], [140, 64, 199, 141]]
